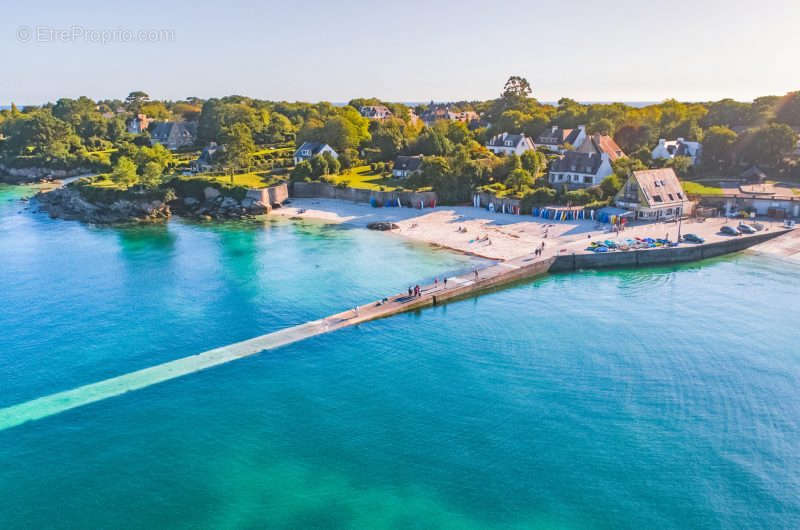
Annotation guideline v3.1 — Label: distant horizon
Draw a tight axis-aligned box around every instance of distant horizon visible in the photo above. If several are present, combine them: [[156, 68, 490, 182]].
[[0, 98, 777, 111]]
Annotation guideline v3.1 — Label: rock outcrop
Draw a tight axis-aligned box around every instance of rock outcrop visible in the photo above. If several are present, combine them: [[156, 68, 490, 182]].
[[0, 165, 91, 184], [35, 185, 273, 224], [367, 222, 399, 231], [35, 187, 170, 224]]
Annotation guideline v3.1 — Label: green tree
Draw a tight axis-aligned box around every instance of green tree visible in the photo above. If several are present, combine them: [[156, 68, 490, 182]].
[[140, 161, 163, 188], [290, 160, 312, 181], [599, 174, 623, 199], [505, 168, 533, 193], [110, 156, 138, 188], [125, 91, 150, 112], [702, 126, 738, 168], [322, 151, 340, 175], [310, 155, 329, 177], [739, 124, 796, 167], [775, 91, 800, 126], [222, 123, 255, 168]]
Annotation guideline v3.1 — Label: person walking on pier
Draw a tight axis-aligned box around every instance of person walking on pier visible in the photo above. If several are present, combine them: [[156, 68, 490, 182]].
[[474, 268, 479, 280], [444, 277, 448, 288], [408, 286, 413, 297]]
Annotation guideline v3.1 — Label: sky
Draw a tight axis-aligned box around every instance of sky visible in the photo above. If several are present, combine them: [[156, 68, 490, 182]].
[[2, 0, 800, 105]]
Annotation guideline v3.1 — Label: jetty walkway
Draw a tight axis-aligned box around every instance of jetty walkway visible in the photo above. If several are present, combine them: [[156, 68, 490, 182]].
[[0, 227, 792, 431]]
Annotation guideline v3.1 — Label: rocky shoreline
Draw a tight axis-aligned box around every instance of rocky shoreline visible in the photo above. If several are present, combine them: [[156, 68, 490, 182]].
[[34, 185, 275, 224], [0, 165, 92, 184]]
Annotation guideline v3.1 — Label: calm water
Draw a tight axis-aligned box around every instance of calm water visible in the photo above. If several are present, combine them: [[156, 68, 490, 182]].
[[1, 184, 799, 529]]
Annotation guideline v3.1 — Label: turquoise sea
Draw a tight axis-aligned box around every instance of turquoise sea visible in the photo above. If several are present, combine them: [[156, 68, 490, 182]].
[[1, 183, 799, 529]]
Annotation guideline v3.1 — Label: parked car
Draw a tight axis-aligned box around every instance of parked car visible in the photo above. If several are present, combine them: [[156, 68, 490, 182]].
[[682, 233, 705, 243], [721, 225, 741, 236], [738, 223, 757, 234]]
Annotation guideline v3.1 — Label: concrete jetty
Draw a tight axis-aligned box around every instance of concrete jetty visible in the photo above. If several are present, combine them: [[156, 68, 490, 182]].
[[0, 226, 792, 431]]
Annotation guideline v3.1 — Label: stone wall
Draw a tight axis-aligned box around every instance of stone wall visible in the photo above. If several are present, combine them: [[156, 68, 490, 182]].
[[246, 182, 289, 206], [291, 181, 437, 206], [549, 229, 788, 272], [473, 192, 522, 212]]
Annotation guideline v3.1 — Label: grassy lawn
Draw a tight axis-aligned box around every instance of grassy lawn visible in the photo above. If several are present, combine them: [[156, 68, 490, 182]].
[[682, 180, 724, 196], [251, 147, 293, 157], [326, 165, 408, 191], [186, 171, 283, 188], [85, 174, 125, 189]]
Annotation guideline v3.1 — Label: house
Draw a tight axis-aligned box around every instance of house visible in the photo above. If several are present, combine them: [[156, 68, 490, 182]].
[[150, 121, 197, 150], [420, 105, 452, 125], [575, 133, 626, 161], [126, 114, 151, 134], [615, 168, 687, 221], [652, 138, 702, 165], [548, 151, 614, 188], [293, 141, 338, 165], [192, 142, 223, 172], [392, 155, 423, 178], [419, 104, 480, 126], [536, 125, 587, 153], [740, 165, 767, 184], [451, 110, 480, 124], [360, 105, 393, 120], [485, 133, 536, 156]]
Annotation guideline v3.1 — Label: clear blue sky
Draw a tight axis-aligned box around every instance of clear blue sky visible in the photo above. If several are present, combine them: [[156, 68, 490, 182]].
[[3, 0, 799, 105]]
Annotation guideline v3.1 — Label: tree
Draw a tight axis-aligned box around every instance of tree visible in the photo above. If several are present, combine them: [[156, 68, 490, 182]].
[[125, 91, 150, 111], [702, 126, 738, 169], [520, 149, 546, 179], [505, 168, 533, 193], [665, 155, 693, 178], [290, 161, 312, 181], [222, 123, 255, 168], [599, 174, 622, 199], [739, 124, 796, 167], [502, 76, 532, 99], [588, 118, 615, 136], [140, 161, 163, 188], [775, 91, 800, 127], [322, 151, 340, 174], [310, 155, 329, 177], [110, 156, 138, 188]]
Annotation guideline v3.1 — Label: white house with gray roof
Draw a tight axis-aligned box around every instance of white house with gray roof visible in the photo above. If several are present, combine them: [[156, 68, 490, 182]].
[[293, 142, 338, 165], [652, 138, 702, 165], [548, 151, 614, 188], [485, 133, 536, 156]]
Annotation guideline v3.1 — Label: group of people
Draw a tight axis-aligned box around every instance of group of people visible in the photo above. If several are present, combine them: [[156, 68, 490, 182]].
[[534, 241, 546, 257], [408, 285, 422, 298]]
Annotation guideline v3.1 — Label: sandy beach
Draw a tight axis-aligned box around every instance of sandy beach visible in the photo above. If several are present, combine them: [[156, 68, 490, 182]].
[[272, 198, 787, 261]]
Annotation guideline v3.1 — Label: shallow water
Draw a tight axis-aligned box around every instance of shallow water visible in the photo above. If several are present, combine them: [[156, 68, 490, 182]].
[[1, 184, 799, 528]]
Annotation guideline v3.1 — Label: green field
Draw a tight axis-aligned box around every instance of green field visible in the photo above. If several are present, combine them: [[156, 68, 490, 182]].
[[682, 180, 724, 196], [326, 166, 409, 191]]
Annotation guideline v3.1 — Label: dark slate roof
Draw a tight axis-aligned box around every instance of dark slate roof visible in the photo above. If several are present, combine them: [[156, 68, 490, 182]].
[[150, 122, 174, 140], [150, 121, 197, 141], [740, 165, 767, 182], [550, 151, 603, 175], [487, 133, 525, 147], [295, 141, 330, 156], [394, 155, 423, 172]]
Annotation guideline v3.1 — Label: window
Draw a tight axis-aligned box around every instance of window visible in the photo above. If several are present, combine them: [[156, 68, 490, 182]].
[[668, 194, 674, 201], [677, 192, 683, 199], [666, 208, 673, 215], [652, 195, 663, 203], [573, 175, 579, 182], [584, 176, 593, 184]]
